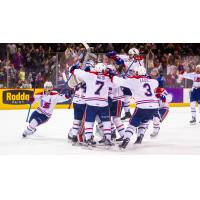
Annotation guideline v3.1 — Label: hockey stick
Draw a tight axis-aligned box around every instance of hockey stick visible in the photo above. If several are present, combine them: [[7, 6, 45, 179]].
[[123, 59, 136, 77], [66, 43, 91, 109], [26, 75, 36, 122]]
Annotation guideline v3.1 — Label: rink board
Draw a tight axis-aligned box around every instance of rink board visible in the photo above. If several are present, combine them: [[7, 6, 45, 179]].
[[0, 88, 191, 110]]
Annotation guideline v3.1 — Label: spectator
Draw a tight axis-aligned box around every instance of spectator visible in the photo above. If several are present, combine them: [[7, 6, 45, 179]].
[[166, 66, 180, 88], [19, 67, 26, 82], [146, 49, 155, 73], [0, 67, 5, 87], [1, 43, 200, 89], [13, 49, 24, 71]]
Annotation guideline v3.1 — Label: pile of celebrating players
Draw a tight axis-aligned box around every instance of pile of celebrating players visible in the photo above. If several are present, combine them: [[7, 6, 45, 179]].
[[22, 48, 172, 150]]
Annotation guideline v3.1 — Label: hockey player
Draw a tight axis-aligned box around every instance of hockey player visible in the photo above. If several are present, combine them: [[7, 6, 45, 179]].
[[109, 66, 159, 149], [70, 63, 113, 146], [106, 48, 144, 121], [22, 81, 68, 137], [67, 61, 94, 144], [150, 87, 172, 137], [180, 65, 200, 124], [96, 64, 125, 143]]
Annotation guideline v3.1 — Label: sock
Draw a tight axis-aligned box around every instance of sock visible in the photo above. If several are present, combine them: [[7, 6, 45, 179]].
[[71, 120, 81, 136], [124, 95, 131, 113], [190, 101, 196, 119], [124, 125, 136, 139], [102, 121, 111, 140], [153, 116, 160, 133], [84, 122, 94, 141], [113, 117, 125, 137]]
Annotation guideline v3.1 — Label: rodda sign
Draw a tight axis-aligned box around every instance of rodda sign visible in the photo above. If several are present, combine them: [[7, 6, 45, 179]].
[[2, 90, 33, 105]]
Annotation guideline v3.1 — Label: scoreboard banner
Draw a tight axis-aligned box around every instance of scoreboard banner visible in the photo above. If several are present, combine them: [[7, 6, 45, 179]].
[[0, 88, 71, 110], [0, 88, 191, 110]]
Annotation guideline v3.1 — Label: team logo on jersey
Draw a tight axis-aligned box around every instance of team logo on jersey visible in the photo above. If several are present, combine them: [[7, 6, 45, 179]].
[[3, 90, 33, 105]]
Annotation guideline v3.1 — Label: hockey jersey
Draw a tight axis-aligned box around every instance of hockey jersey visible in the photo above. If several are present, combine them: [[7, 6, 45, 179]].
[[73, 69, 112, 107], [113, 75, 159, 109], [32, 91, 67, 117], [118, 54, 144, 76], [181, 73, 200, 88], [73, 82, 86, 104]]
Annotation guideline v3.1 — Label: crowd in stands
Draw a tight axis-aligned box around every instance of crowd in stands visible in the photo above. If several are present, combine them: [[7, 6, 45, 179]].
[[0, 43, 200, 88]]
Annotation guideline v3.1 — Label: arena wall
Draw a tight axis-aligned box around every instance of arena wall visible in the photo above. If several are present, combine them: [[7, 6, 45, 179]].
[[0, 88, 191, 110]]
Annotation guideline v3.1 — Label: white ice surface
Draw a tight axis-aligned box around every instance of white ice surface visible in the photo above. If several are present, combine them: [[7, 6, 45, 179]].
[[0, 107, 200, 154]]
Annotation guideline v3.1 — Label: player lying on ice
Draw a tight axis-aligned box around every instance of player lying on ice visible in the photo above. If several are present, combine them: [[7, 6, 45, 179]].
[[22, 81, 69, 137]]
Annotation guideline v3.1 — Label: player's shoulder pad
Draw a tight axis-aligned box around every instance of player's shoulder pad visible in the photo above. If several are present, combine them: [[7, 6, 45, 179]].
[[50, 91, 59, 95]]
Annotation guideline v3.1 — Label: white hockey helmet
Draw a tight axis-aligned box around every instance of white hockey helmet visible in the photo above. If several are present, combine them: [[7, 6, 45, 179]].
[[94, 63, 107, 73], [196, 64, 200, 73], [134, 66, 146, 76], [196, 64, 200, 70], [128, 48, 140, 56], [44, 81, 53, 93]]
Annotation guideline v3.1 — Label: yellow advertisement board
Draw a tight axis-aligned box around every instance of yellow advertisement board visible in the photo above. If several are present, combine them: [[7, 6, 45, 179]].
[[0, 88, 189, 110], [0, 88, 70, 110]]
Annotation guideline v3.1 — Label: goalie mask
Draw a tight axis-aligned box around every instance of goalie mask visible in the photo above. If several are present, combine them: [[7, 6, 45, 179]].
[[44, 81, 53, 95]]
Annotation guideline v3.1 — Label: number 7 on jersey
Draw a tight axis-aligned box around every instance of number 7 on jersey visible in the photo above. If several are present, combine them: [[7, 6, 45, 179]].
[[94, 81, 104, 95]]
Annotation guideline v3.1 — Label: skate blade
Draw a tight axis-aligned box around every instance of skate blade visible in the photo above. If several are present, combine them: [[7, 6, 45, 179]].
[[118, 147, 126, 152], [150, 134, 158, 138], [190, 123, 196, 125]]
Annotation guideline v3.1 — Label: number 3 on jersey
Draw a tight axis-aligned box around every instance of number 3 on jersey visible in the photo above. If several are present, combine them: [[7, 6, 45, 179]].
[[143, 83, 152, 96], [95, 81, 104, 95]]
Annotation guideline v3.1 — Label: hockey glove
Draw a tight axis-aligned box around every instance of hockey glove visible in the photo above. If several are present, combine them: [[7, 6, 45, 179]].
[[108, 69, 115, 81], [28, 96, 35, 104], [69, 63, 79, 74]]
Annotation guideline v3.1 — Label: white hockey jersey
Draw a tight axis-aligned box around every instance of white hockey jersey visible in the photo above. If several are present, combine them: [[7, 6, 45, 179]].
[[32, 91, 67, 117], [181, 73, 200, 88], [111, 83, 124, 102], [73, 82, 86, 104], [118, 55, 144, 76], [113, 76, 159, 109], [73, 69, 112, 107]]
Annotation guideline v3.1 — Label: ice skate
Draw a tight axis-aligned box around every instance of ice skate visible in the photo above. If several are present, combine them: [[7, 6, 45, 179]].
[[119, 138, 130, 149], [111, 130, 116, 141], [22, 129, 36, 138], [71, 135, 78, 145], [134, 134, 144, 144], [116, 136, 124, 143], [104, 139, 115, 147], [190, 117, 196, 125], [121, 112, 131, 121], [84, 136, 96, 147], [98, 136, 106, 145], [150, 128, 160, 138]]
